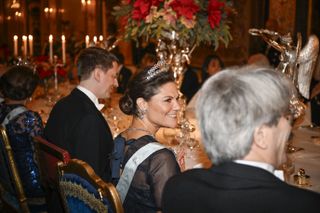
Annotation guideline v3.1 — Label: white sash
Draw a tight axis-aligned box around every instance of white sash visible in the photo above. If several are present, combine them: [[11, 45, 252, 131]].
[[1, 106, 28, 126], [116, 142, 166, 203]]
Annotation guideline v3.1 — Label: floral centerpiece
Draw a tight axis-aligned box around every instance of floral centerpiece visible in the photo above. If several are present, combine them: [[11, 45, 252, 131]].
[[34, 56, 67, 80], [113, 0, 235, 146], [34, 55, 68, 96], [113, 0, 234, 48]]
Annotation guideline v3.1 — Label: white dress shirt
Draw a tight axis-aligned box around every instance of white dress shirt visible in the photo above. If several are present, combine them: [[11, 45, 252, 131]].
[[234, 160, 284, 181], [77, 85, 104, 111]]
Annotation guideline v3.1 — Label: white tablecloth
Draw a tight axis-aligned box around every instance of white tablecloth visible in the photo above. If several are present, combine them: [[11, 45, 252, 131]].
[[287, 127, 320, 193]]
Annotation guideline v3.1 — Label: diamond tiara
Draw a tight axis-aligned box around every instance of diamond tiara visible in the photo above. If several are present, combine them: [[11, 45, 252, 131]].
[[145, 60, 169, 81]]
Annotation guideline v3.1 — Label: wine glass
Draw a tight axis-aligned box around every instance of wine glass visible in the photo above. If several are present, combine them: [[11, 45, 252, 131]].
[[112, 114, 120, 133], [106, 109, 121, 136]]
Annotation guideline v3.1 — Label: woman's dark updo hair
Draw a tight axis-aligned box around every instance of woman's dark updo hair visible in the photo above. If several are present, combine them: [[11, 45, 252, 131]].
[[119, 65, 175, 116], [0, 65, 39, 100]]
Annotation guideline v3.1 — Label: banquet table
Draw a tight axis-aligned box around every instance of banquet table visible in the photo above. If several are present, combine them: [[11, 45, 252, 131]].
[[27, 82, 320, 193], [286, 126, 320, 193]]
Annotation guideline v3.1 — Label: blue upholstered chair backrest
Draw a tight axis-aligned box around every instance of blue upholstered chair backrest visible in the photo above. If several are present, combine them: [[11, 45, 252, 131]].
[[58, 159, 123, 213], [60, 173, 111, 213]]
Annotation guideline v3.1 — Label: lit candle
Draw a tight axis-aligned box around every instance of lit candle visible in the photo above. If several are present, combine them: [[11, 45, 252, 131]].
[[171, 31, 176, 40], [99, 35, 103, 42], [13, 35, 18, 57], [49, 34, 53, 63], [85, 35, 90, 48], [28, 35, 33, 57], [93, 36, 97, 45], [22, 35, 28, 58], [61, 35, 66, 64]]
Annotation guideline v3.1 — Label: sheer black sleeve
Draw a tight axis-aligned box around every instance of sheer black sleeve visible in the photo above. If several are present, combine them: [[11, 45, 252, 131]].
[[149, 149, 181, 208]]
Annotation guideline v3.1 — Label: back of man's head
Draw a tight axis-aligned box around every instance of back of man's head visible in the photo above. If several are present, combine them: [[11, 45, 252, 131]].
[[196, 65, 295, 165], [76, 47, 118, 81]]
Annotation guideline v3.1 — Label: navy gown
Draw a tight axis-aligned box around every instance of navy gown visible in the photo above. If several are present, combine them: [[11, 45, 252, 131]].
[[0, 103, 46, 212]]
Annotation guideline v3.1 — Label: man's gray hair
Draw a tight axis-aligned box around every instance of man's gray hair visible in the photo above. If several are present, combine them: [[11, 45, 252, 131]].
[[196, 65, 296, 165]]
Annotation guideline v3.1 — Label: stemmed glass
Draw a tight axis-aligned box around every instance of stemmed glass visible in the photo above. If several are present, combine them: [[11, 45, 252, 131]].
[[105, 107, 121, 136], [176, 120, 199, 160], [112, 114, 120, 134]]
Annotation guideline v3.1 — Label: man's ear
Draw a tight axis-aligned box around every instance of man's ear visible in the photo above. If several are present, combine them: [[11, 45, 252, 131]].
[[93, 68, 101, 82], [253, 125, 268, 149]]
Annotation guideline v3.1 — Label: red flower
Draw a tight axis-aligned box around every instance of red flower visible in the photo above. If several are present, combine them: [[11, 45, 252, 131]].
[[37, 66, 53, 79], [119, 16, 129, 32], [207, 0, 224, 29], [151, 0, 164, 6], [169, 0, 199, 20], [132, 0, 163, 21], [57, 67, 67, 78], [132, 0, 151, 21]]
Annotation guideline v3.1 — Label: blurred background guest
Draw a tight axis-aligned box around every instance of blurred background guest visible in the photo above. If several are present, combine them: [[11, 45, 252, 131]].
[[139, 52, 157, 71], [310, 79, 320, 126], [180, 64, 200, 103], [115, 52, 132, 94], [247, 53, 270, 66], [163, 66, 320, 213], [200, 54, 224, 85], [112, 61, 181, 213], [0, 65, 46, 212], [187, 55, 224, 109]]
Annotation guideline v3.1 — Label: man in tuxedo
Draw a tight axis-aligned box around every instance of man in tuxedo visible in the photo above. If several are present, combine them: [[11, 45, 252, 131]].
[[163, 66, 320, 213], [45, 47, 119, 181]]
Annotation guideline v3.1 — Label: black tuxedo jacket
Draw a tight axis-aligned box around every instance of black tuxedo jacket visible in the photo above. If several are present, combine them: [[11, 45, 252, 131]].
[[163, 162, 320, 213], [44, 88, 113, 181]]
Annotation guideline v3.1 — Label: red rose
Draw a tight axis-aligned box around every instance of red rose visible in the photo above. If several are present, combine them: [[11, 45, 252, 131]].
[[169, 0, 199, 20], [119, 16, 129, 32], [132, 0, 152, 21], [37, 66, 53, 79], [57, 67, 67, 78], [151, 0, 164, 6], [207, 0, 224, 29]]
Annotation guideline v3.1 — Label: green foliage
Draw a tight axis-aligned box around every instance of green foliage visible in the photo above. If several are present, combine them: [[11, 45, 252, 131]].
[[112, 0, 234, 49]]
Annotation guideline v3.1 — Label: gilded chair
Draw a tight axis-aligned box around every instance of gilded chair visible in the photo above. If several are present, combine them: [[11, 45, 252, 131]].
[[58, 159, 124, 213], [33, 136, 71, 212], [33, 136, 71, 188], [0, 125, 30, 213]]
